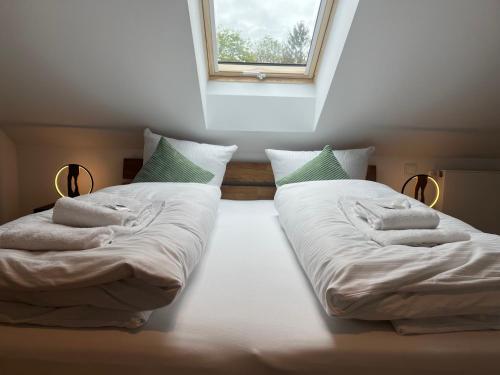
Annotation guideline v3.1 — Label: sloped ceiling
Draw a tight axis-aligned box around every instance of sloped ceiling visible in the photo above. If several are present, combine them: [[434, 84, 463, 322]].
[[1, 0, 499, 159]]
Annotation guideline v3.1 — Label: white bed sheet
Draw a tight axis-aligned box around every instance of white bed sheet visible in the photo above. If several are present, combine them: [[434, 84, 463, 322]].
[[1, 200, 500, 375]]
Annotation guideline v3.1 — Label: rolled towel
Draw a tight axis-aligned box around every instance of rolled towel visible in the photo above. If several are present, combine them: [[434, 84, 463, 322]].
[[355, 198, 439, 230], [0, 223, 113, 251], [53, 193, 152, 228]]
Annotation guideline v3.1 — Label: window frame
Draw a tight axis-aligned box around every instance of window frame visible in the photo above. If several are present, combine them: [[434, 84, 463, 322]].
[[201, 0, 335, 82]]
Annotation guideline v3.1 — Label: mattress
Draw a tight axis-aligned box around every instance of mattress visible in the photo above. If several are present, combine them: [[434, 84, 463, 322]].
[[1, 200, 500, 375]]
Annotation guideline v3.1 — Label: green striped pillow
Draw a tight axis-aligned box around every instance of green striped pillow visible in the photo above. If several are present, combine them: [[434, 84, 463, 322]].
[[133, 137, 214, 184], [276, 145, 349, 186]]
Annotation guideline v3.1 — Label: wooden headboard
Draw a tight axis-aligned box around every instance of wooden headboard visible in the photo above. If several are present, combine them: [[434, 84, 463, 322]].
[[123, 159, 376, 200]]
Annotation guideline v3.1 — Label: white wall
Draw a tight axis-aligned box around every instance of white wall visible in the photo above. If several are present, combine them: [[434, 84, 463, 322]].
[[1, 0, 499, 158], [4, 125, 500, 220], [16, 146, 143, 216], [1, 0, 500, 221], [374, 156, 500, 209], [0, 129, 19, 223], [5, 126, 142, 216], [440, 170, 500, 234], [314, 0, 359, 124]]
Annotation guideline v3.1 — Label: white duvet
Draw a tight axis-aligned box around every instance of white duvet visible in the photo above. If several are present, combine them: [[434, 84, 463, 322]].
[[0, 182, 220, 328], [275, 180, 500, 334]]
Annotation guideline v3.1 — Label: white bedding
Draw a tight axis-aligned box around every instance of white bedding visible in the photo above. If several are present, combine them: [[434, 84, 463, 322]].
[[275, 180, 500, 333], [0, 182, 220, 328], [1, 200, 500, 374]]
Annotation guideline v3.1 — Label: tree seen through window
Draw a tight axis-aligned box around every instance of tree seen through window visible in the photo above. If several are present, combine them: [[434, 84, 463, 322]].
[[217, 22, 311, 65]]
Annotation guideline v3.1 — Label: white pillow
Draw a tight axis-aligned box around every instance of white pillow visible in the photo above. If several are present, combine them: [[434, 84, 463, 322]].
[[265, 146, 375, 182], [143, 128, 238, 187]]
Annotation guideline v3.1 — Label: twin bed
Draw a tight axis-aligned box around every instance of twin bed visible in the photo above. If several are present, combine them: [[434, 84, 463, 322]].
[[1, 157, 500, 374]]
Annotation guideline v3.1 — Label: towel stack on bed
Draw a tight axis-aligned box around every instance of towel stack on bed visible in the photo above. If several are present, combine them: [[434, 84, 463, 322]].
[[0, 192, 156, 251], [53, 194, 155, 228], [0, 183, 220, 329], [343, 197, 471, 246], [275, 180, 500, 335]]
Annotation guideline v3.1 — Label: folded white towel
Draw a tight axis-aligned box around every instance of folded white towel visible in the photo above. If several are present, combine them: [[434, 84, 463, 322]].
[[340, 198, 470, 247], [355, 198, 439, 230], [367, 227, 471, 247], [53, 193, 152, 228], [0, 223, 113, 251], [358, 197, 411, 210]]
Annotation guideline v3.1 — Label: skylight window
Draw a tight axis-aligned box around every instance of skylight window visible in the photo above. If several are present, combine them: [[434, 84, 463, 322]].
[[202, 0, 334, 81]]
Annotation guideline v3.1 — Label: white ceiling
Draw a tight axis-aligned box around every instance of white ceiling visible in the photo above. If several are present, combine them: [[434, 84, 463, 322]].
[[1, 0, 499, 159]]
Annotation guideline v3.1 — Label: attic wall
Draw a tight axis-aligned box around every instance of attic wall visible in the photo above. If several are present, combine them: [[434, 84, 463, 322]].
[[15, 146, 143, 215], [1, 0, 500, 218], [374, 155, 500, 212], [5, 125, 500, 218], [5, 126, 142, 215], [0, 129, 19, 223], [1, 0, 499, 157]]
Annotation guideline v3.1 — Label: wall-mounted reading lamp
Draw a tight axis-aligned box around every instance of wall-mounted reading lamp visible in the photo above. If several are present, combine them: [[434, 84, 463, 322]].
[[401, 174, 440, 208], [54, 164, 94, 198]]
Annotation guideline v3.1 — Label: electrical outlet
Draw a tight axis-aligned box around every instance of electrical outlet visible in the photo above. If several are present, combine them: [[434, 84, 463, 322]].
[[404, 162, 417, 176]]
